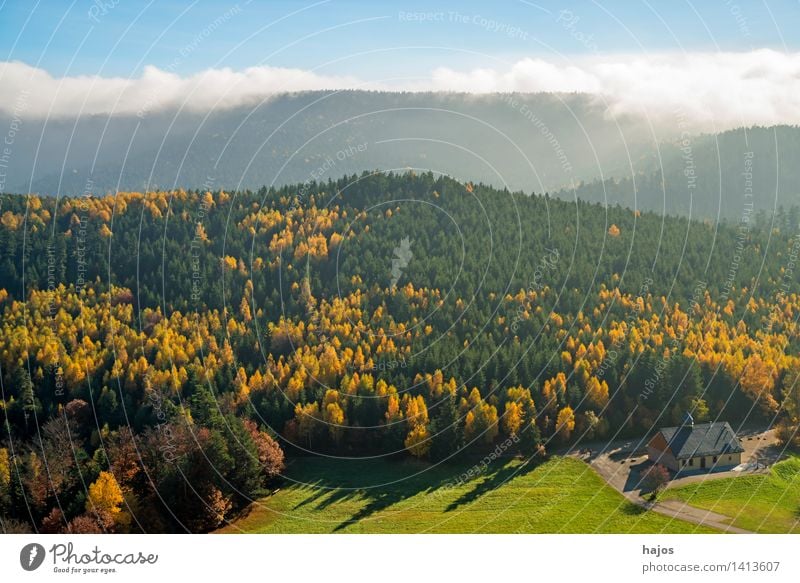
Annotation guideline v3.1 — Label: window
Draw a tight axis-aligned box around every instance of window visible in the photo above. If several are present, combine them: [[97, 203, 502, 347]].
[[713, 456, 718, 463], [689, 458, 694, 466], [728, 455, 732, 461]]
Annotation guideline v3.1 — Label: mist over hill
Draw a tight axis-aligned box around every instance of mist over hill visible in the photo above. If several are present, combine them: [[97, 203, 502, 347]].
[[3, 92, 798, 221], [2, 91, 655, 197]]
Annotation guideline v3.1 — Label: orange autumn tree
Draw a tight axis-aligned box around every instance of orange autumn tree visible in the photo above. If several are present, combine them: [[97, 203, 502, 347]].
[[739, 354, 779, 413]]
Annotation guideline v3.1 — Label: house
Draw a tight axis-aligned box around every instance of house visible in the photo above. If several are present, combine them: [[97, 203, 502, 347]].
[[647, 413, 744, 472]]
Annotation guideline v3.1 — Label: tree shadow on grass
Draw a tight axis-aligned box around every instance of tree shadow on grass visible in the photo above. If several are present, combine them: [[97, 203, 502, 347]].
[[619, 501, 652, 516], [284, 456, 538, 531], [444, 458, 536, 513], [279, 458, 446, 531], [331, 485, 425, 532], [331, 465, 458, 532], [290, 474, 408, 516], [291, 480, 357, 510]]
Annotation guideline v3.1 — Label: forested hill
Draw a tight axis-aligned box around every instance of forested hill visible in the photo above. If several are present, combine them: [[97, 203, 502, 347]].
[[562, 125, 800, 220], [3, 171, 798, 312], [1, 172, 800, 532]]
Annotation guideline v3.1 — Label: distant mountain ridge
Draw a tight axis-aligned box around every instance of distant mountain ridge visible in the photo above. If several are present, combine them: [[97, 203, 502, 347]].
[[557, 125, 800, 220]]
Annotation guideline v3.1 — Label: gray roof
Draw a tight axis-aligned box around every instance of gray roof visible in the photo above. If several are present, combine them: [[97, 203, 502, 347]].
[[658, 422, 744, 459]]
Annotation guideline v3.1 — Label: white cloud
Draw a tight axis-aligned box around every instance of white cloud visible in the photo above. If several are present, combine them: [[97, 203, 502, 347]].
[[422, 51, 800, 130], [2, 50, 799, 130], [0, 61, 362, 119], [428, 59, 602, 94]]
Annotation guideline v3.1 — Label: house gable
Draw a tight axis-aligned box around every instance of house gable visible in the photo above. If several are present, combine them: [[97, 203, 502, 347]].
[[648, 431, 671, 456]]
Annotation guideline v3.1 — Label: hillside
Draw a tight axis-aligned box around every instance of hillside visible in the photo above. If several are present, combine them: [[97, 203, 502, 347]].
[[564, 126, 800, 219], [1, 171, 800, 533]]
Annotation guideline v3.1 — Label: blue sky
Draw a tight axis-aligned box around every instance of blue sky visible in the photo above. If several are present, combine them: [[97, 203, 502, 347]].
[[1, 0, 797, 78], [2, 0, 799, 128]]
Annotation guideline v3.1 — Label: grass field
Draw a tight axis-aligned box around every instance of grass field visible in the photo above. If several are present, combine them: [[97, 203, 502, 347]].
[[218, 456, 716, 533], [659, 455, 800, 533]]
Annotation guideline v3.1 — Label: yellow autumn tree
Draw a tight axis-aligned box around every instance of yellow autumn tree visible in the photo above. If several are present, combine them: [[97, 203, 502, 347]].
[[404, 424, 430, 458], [585, 376, 609, 408], [502, 400, 524, 437], [401, 394, 430, 456], [222, 256, 238, 271], [239, 296, 252, 324], [86, 471, 125, 528], [555, 406, 575, 441], [739, 354, 779, 413], [464, 391, 499, 445], [323, 390, 346, 444], [542, 372, 566, 412], [194, 221, 209, 243], [0, 448, 10, 496]]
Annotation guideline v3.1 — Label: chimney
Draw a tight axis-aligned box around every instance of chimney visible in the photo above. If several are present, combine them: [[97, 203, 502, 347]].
[[682, 411, 694, 428]]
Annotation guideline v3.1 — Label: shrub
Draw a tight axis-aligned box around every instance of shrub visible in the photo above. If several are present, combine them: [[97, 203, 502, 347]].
[[640, 463, 670, 494]]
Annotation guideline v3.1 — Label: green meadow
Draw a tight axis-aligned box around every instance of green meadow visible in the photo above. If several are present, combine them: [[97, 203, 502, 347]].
[[219, 456, 716, 534], [659, 455, 800, 533]]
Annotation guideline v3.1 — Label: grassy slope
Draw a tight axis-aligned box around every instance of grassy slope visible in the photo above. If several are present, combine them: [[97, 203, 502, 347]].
[[218, 456, 716, 534], [659, 455, 800, 534]]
